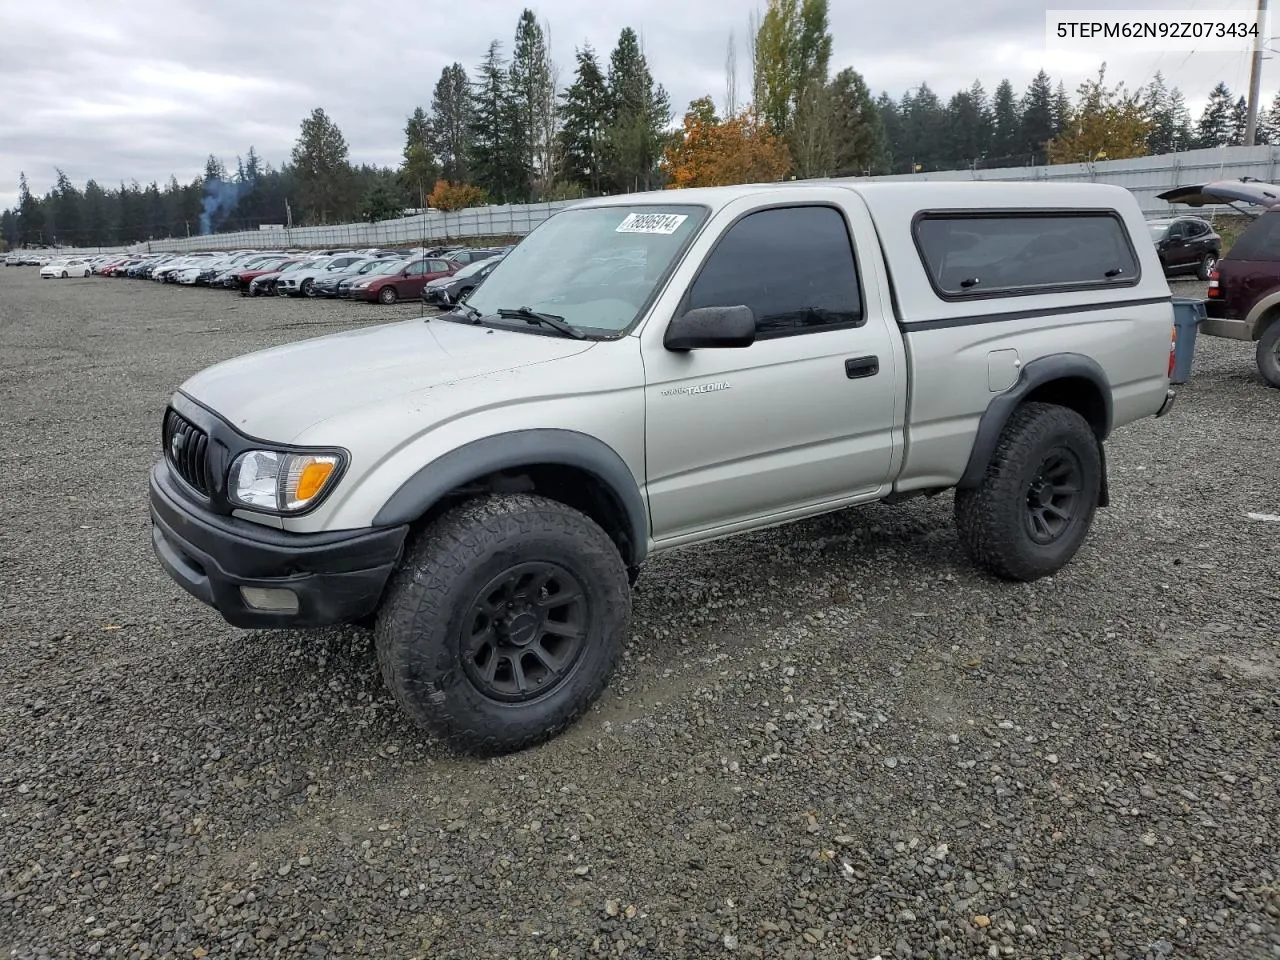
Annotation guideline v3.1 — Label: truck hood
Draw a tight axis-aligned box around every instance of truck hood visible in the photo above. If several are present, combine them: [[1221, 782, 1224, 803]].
[[179, 318, 596, 443]]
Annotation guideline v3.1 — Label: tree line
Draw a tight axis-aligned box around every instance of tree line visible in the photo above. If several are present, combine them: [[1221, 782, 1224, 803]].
[[5, 0, 1280, 249]]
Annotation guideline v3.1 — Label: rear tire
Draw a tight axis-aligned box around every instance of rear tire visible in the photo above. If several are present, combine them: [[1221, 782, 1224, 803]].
[[954, 402, 1102, 582], [1257, 321, 1280, 389], [1197, 252, 1218, 281], [374, 494, 631, 755], [378, 286, 398, 304]]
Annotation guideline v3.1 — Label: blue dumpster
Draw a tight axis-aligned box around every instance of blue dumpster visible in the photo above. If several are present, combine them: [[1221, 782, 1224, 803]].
[[1170, 297, 1206, 385]]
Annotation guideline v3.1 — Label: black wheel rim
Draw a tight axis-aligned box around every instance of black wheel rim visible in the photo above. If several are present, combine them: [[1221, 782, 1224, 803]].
[[1024, 447, 1084, 545], [461, 562, 589, 703]]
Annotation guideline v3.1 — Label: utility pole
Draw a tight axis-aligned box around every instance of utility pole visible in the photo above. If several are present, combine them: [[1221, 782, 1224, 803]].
[[1245, 0, 1269, 145]]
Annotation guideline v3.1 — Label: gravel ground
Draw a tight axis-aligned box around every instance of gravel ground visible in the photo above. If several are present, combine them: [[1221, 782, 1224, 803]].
[[0, 270, 1277, 960]]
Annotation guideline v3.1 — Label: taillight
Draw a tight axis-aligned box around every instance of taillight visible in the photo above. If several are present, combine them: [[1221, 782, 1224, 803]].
[[1168, 326, 1177, 378], [1206, 268, 1220, 297]]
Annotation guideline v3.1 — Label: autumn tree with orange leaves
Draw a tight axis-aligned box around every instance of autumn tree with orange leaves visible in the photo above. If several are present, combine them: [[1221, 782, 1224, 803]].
[[662, 96, 793, 189]]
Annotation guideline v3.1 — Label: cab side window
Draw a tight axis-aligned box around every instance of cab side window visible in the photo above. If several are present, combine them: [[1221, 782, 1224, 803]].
[[683, 205, 864, 338]]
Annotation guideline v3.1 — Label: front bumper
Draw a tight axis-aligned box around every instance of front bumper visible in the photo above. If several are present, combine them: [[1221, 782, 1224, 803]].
[[148, 463, 409, 629]]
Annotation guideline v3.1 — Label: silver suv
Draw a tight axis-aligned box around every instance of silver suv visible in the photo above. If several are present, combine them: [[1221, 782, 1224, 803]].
[[148, 180, 1176, 754]]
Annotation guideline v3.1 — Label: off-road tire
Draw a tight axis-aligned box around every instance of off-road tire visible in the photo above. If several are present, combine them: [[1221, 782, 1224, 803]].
[[954, 402, 1102, 582], [374, 493, 631, 755], [378, 286, 398, 304], [1257, 321, 1280, 389], [1197, 252, 1218, 281]]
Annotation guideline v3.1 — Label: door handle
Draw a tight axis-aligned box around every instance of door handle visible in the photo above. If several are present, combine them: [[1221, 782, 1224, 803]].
[[845, 356, 879, 379]]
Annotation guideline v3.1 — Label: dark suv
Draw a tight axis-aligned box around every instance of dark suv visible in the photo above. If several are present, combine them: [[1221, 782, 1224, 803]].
[[1147, 216, 1221, 280], [1202, 210, 1280, 386], [1155, 178, 1280, 387]]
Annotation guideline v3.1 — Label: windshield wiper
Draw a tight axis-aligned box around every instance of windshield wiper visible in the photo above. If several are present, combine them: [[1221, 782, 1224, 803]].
[[442, 299, 483, 323], [496, 306, 586, 339]]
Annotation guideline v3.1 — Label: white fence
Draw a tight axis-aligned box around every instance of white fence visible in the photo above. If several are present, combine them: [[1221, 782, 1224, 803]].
[[34, 144, 1280, 257], [141, 201, 577, 254]]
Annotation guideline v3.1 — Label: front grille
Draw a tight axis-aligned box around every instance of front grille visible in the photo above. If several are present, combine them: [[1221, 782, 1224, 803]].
[[163, 408, 211, 495]]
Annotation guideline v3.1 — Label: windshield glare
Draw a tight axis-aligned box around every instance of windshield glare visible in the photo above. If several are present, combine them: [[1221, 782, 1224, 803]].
[[461, 205, 707, 333], [454, 257, 499, 279], [1148, 223, 1169, 240]]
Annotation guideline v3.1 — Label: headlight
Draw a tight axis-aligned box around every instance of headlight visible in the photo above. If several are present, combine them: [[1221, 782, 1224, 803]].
[[353, 279, 372, 288], [228, 450, 344, 513]]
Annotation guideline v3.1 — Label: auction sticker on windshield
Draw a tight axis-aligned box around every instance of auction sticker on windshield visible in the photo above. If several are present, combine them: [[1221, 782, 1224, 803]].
[[616, 213, 688, 234]]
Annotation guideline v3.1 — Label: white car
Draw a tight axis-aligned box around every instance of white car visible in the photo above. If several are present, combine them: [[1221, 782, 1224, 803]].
[[40, 258, 91, 278]]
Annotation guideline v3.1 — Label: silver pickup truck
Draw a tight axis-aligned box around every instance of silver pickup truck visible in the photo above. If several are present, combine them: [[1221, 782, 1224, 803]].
[[148, 180, 1177, 753]]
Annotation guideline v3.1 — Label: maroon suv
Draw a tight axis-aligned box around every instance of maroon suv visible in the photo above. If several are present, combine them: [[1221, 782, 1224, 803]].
[[1157, 179, 1280, 387], [1201, 212, 1280, 387]]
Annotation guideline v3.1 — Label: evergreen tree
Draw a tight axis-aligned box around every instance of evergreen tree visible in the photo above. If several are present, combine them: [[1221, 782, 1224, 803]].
[[1229, 94, 1250, 145], [83, 179, 109, 246], [401, 106, 440, 208], [509, 9, 555, 197], [1145, 73, 1196, 153], [1166, 87, 1195, 149], [559, 44, 610, 193], [1196, 82, 1235, 147], [470, 41, 527, 202], [1, 209, 16, 249], [17, 172, 43, 246], [899, 83, 947, 171], [1262, 90, 1280, 144], [946, 82, 992, 167], [1051, 80, 1072, 139], [116, 181, 145, 243], [53, 169, 81, 246], [245, 146, 262, 181], [1020, 70, 1055, 164], [990, 79, 1021, 164], [430, 63, 475, 183], [289, 107, 354, 223], [873, 92, 903, 172], [829, 68, 887, 176], [603, 27, 671, 192]]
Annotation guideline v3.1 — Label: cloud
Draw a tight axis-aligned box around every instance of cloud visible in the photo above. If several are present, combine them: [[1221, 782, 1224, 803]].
[[0, 0, 1267, 210]]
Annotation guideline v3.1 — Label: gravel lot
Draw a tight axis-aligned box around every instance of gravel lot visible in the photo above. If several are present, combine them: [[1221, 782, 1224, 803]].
[[1, 270, 1277, 960]]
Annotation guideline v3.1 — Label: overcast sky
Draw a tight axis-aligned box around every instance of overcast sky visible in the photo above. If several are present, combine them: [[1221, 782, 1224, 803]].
[[0, 0, 1271, 210]]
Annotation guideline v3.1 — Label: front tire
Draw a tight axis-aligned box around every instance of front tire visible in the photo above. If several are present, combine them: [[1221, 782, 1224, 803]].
[[954, 402, 1101, 582], [374, 494, 631, 755], [61, 271, 68, 278], [378, 285, 398, 304], [1257, 321, 1280, 389]]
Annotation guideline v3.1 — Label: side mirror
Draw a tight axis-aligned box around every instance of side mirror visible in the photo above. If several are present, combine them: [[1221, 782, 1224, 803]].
[[664, 305, 756, 351]]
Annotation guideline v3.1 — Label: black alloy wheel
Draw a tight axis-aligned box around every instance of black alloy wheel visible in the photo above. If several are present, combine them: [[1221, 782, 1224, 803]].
[[460, 562, 588, 703]]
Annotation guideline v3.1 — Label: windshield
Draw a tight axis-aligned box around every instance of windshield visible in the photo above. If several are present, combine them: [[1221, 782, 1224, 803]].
[[461, 204, 707, 334], [369, 259, 407, 275], [1148, 223, 1170, 241]]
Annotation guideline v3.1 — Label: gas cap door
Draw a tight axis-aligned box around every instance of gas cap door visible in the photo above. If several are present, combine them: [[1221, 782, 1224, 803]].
[[988, 348, 1021, 392]]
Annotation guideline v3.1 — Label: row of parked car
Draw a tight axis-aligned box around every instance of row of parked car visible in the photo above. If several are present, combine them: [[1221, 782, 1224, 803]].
[[12, 244, 512, 307]]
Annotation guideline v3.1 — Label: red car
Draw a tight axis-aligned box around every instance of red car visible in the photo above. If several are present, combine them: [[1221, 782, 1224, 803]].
[[352, 257, 458, 304], [234, 259, 297, 291]]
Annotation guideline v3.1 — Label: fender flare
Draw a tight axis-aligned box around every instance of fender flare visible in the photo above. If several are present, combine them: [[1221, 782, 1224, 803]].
[[956, 353, 1114, 498], [371, 428, 649, 563], [1245, 293, 1280, 337]]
